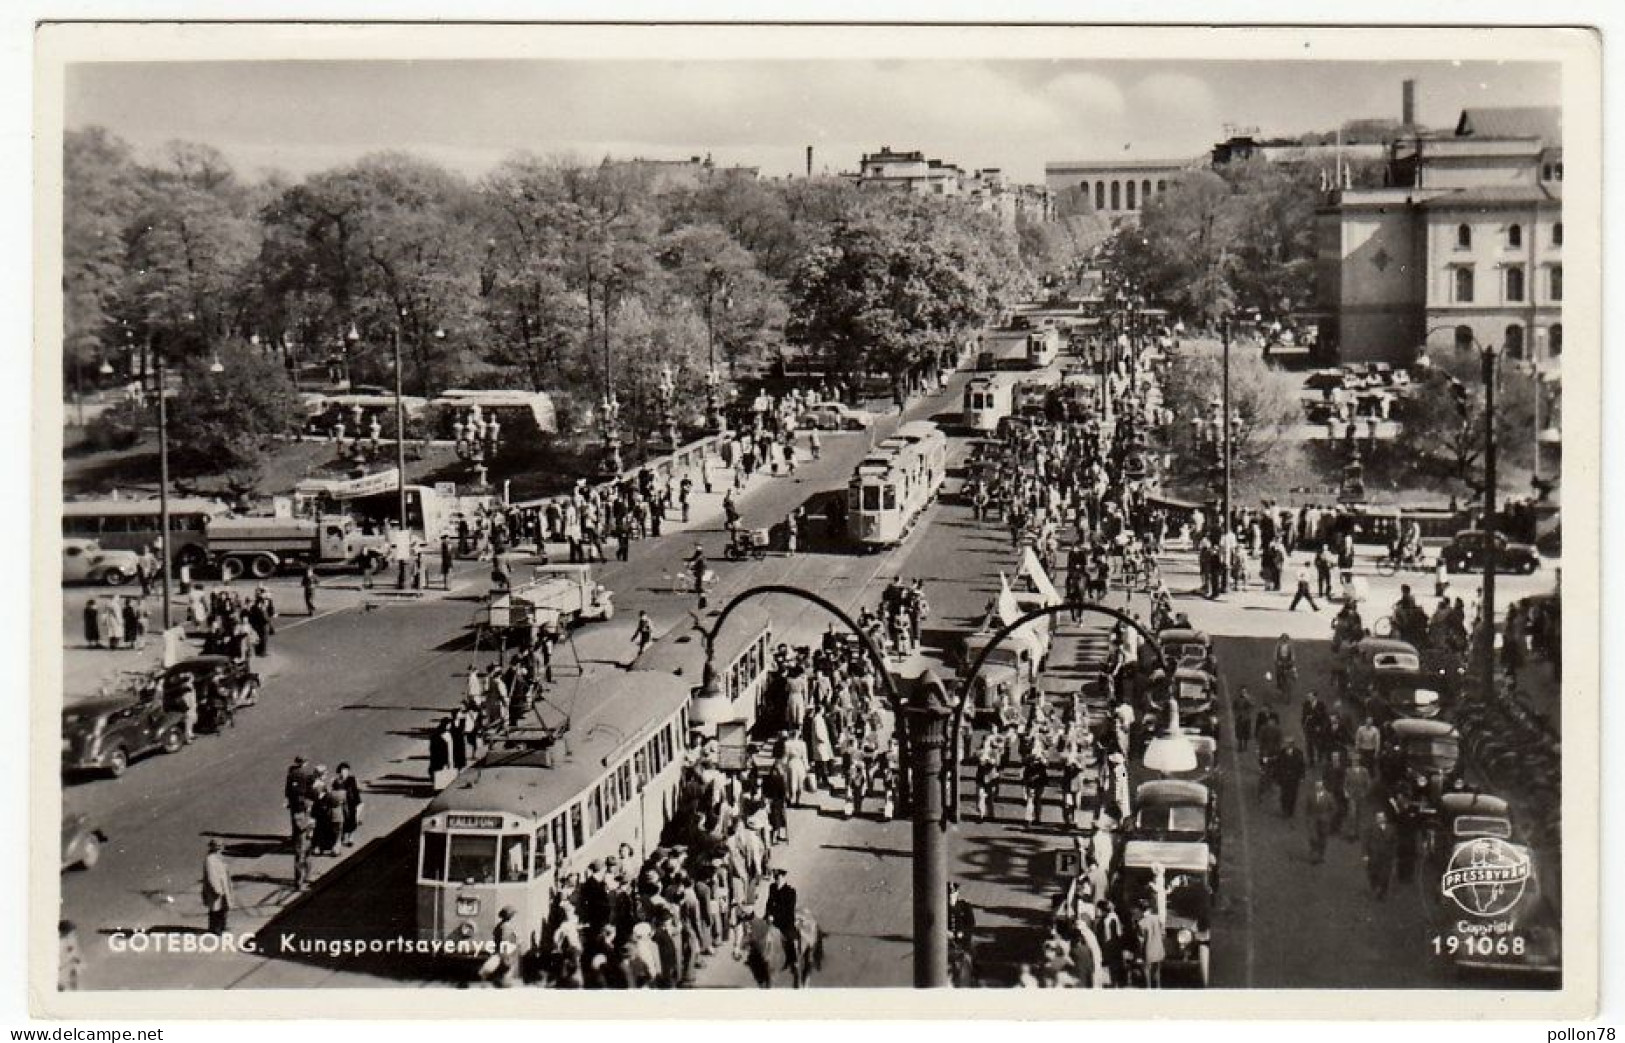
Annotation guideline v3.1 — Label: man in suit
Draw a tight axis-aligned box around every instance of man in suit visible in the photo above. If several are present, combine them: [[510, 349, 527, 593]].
[[202, 840, 234, 935], [765, 868, 799, 967]]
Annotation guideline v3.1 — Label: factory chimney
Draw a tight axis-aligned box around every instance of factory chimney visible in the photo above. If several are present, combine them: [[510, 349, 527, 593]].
[[806, 146, 814, 178], [1402, 78, 1417, 127]]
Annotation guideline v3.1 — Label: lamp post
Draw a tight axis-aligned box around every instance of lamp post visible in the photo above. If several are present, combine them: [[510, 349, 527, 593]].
[[152, 311, 221, 630], [1479, 339, 1500, 695], [1220, 314, 1233, 542]]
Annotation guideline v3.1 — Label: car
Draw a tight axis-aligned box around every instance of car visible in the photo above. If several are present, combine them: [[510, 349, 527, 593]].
[[62, 687, 188, 778], [62, 538, 140, 586], [1422, 792, 1514, 871], [1366, 665, 1448, 723], [1114, 839, 1214, 986], [1381, 717, 1463, 811], [1340, 636, 1422, 698], [1129, 779, 1222, 878], [61, 813, 107, 871], [1440, 530, 1540, 575], [797, 401, 874, 431], [159, 655, 262, 732], [1156, 627, 1213, 673]]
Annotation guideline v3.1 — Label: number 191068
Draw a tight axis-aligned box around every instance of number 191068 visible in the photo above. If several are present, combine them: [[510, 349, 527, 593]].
[[1432, 934, 1526, 956]]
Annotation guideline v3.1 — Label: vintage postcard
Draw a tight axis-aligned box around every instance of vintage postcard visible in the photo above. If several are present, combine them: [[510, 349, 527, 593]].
[[30, 21, 1601, 1019]]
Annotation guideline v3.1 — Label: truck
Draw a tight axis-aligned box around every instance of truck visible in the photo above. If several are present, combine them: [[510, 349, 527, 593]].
[[477, 564, 615, 639], [204, 515, 390, 581]]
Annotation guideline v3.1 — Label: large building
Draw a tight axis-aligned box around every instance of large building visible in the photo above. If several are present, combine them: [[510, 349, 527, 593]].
[[606, 154, 759, 193], [1315, 105, 1562, 367], [1043, 158, 1189, 222]]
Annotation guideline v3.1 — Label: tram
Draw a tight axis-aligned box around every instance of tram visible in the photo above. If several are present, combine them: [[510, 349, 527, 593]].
[[846, 421, 947, 550], [416, 615, 775, 959], [963, 375, 1015, 432], [1025, 328, 1061, 369]]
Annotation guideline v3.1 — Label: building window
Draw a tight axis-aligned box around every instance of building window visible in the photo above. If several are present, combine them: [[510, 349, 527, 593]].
[[1141, 179, 1152, 201], [1454, 326, 1475, 352], [1553, 222, 1563, 246], [1126, 181, 1137, 209], [1542, 163, 1553, 181], [1505, 265, 1525, 303], [1157, 179, 1167, 192], [1549, 324, 1562, 358], [1110, 181, 1120, 210], [1095, 182, 1105, 210], [1550, 264, 1563, 302], [1456, 224, 1472, 249], [1507, 224, 1522, 248], [1453, 266, 1475, 303], [1504, 324, 1524, 359]]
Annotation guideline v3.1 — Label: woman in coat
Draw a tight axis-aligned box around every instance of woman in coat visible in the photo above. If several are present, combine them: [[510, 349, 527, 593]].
[[333, 763, 363, 847]]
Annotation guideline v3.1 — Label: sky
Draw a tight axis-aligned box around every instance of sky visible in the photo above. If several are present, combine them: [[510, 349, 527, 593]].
[[65, 58, 1562, 184]]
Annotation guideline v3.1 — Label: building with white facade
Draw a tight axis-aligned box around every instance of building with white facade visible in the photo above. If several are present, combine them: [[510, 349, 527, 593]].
[[1043, 158, 1190, 222]]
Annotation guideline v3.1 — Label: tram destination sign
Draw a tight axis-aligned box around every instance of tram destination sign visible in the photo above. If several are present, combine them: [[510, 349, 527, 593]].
[[444, 813, 505, 831]]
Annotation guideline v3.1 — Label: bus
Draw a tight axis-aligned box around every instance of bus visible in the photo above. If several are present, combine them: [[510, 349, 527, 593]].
[[62, 498, 231, 569], [417, 669, 692, 960], [963, 375, 1014, 432], [846, 422, 947, 550]]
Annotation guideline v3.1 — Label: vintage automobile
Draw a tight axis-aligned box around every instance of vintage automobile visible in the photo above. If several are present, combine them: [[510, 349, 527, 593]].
[[797, 400, 875, 431], [1421, 791, 1514, 872], [62, 538, 140, 587], [962, 626, 1044, 686], [61, 813, 107, 871], [1341, 636, 1421, 697], [1128, 779, 1221, 883], [1381, 717, 1463, 812], [161, 655, 262, 733], [62, 688, 188, 778], [1115, 839, 1214, 986], [1440, 530, 1541, 575], [479, 563, 614, 638], [1155, 627, 1213, 673]]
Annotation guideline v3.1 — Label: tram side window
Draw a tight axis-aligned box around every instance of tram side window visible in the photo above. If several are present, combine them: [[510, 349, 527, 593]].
[[589, 789, 604, 833], [634, 748, 650, 788], [618, 763, 633, 803], [551, 812, 571, 859], [420, 831, 448, 881], [63, 516, 100, 537], [570, 803, 585, 849], [861, 486, 881, 512], [499, 834, 531, 883], [883, 486, 897, 510], [447, 833, 498, 885]]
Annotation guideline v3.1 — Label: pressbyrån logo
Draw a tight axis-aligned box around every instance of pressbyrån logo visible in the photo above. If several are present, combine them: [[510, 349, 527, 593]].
[[1439, 837, 1530, 918]]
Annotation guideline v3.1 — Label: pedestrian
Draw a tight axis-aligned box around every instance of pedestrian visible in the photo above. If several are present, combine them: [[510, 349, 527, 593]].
[[1363, 810, 1398, 898], [334, 762, 364, 848], [1276, 738, 1306, 820], [177, 675, 199, 745], [485, 906, 521, 988], [291, 804, 315, 890], [1289, 564, 1320, 612], [202, 840, 234, 936], [302, 567, 318, 616], [1135, 899, 1165, 989], [629, 610, 654, 667], [1314, 546, 1334, 599], [440, 536, 454, 589], [1307, 779, 1337, 864], [83, 595, 100, 648]]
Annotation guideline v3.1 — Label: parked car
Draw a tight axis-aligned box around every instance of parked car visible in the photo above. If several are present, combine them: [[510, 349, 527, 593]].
[[61, 813, 107, 871], [1381, 717, 1463, 812], [797, 401, 874, 431], [160, 655, 262, 733], [62, 538, 140, 586], [1156, 627, 1214, 673], [1128, 779, 1222, 883], [62, 688, 188, 778], [1440, 530, 1540, 575], [1114, 839, 1214, 986]]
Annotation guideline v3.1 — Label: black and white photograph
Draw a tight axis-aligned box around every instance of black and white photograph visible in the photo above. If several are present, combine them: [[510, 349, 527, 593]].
[[29, 21, 1601, 1018]]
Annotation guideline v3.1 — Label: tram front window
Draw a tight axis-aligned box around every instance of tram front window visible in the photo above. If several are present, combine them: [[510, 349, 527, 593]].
[[499, 834, 531, 883], [861, 486, 881, 512], [420, 831, 448, 882], [447, 833, 499, 884]]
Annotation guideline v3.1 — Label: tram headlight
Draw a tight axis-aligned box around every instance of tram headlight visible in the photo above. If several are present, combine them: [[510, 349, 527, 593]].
[[1177, 928, 1194, 952]]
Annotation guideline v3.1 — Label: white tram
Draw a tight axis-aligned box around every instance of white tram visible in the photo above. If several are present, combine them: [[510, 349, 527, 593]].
[[846, 421, 946, 550], [1025, 328, 1061, 369], [416, 616, 772, 959], [963, 375, 1015, 432]]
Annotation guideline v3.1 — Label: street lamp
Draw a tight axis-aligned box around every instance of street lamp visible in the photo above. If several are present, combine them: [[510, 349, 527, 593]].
[[1219, 314, 1233, 552]]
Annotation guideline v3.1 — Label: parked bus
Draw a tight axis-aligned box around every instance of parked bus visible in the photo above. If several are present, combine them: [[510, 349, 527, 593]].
[[963, 375, 1014, 432], [846, 422, 946, 550], [62, 498, 230, 570], [416, 669, 692, 961]]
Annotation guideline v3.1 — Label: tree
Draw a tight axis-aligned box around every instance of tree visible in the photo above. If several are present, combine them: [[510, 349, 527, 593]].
[[1159, 339, 1303, 487], [1389, 347, 1538, 493], [166, 340, 303, 480], [1220, 158, 1319, 320], [63, 128, 143, 375]]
